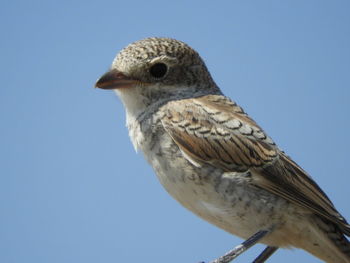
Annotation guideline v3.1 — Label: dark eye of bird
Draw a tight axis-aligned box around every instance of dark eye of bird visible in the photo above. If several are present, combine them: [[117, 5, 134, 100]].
[[149, 63, 168, 79]]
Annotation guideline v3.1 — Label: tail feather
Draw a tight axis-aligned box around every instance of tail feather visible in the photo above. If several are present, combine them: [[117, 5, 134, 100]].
[[305, 216, 350, 263]]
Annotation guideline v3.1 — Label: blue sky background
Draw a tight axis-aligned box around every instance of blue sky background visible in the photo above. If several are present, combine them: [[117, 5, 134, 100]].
[[1, 1, 349, 262]]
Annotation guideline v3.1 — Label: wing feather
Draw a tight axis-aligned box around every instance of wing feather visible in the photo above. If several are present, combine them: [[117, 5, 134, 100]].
[[160, 94, 350, 235]]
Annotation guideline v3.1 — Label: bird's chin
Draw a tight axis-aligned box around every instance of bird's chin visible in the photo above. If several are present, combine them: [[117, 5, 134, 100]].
[[113, 85, 134, 97], [114, 87, 148, 118]]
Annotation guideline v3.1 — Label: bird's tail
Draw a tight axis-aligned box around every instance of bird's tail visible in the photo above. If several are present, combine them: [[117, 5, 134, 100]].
[[301, 216, 350, 263]]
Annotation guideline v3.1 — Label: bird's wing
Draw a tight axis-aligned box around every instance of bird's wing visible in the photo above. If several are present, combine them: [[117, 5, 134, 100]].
[[160, 94, 350, 235]]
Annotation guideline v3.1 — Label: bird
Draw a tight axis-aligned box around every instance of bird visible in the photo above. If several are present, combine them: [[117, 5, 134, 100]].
[[95, 37, 350, 263]]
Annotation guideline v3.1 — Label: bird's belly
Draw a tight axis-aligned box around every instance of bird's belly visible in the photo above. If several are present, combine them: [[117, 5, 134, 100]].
[[144, 139, 290, 240]]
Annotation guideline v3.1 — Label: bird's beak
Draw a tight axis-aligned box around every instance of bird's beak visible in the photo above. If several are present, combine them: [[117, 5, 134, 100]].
[[95, 69, 138, 90]]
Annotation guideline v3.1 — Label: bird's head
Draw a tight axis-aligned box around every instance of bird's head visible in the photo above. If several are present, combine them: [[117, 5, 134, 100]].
[[95, 38, 219, 117]]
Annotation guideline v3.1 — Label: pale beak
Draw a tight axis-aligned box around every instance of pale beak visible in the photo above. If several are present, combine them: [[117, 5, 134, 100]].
[[95, 69, 138, 90]]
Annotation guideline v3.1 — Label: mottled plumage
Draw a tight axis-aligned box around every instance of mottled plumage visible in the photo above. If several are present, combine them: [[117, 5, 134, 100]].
[[96, 37, 350, 262]]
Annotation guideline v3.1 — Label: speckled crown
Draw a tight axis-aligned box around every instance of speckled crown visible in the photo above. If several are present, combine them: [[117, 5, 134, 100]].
[[112, 37, 216, 88]]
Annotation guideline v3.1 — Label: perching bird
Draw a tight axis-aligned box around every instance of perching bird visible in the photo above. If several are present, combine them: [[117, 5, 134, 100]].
[[95, 37, 350, 263]]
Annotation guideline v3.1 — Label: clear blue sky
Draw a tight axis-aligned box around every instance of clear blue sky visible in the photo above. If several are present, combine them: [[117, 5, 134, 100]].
[[1, 1, 349, 262]]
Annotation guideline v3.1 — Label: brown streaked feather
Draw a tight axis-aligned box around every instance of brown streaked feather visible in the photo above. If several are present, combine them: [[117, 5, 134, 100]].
[[160, 94, 350, 236]]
